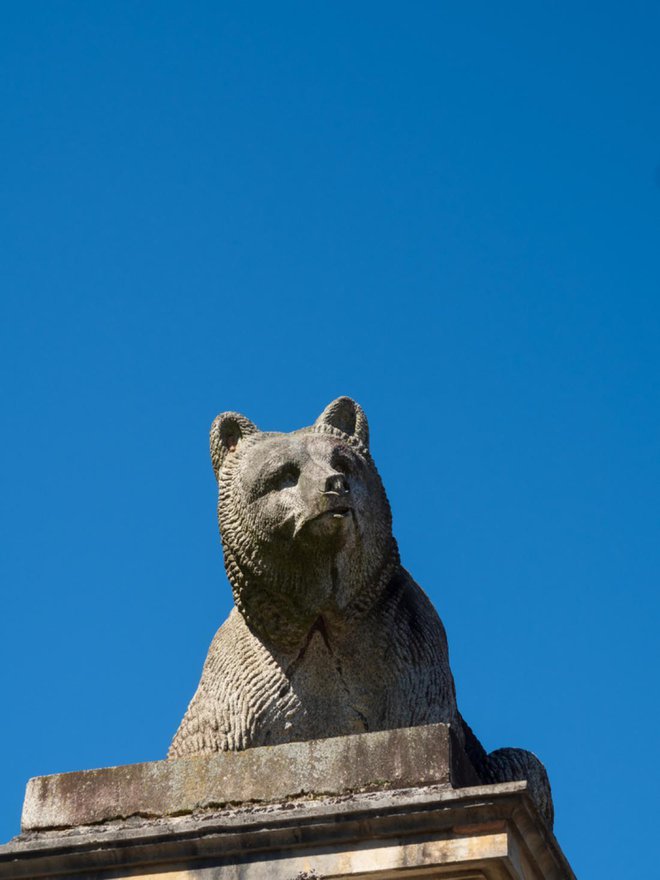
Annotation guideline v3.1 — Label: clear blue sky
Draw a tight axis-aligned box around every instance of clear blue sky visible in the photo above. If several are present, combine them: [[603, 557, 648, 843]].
[[1, 4, 659, 876]]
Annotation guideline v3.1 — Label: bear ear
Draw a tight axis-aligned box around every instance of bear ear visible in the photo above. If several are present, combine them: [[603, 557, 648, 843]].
[[314, 397, 369, 448], [210, 412, 259, 478]]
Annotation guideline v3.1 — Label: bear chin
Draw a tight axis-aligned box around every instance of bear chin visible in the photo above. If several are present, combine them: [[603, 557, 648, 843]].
[[296, 508, 355, 541]]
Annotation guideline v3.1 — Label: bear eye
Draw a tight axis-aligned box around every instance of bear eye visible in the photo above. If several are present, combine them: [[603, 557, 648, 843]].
[[265, 464, 299, 492]]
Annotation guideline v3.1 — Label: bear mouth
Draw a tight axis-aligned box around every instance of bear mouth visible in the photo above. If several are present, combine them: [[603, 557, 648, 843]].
[[292, 506, 354, 539], [313, 506, 352, 521], [306, 506, 353, 525]]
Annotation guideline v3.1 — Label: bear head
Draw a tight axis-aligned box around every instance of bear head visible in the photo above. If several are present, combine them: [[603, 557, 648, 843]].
[[210, 397, 398, 650]]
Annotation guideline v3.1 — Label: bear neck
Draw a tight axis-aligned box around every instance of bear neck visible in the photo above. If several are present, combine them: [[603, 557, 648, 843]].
[[223, 537, 400, 653]]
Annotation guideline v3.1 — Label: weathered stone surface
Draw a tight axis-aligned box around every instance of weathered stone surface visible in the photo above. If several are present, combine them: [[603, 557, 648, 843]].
[[169, 397, 554, 826], [2, 779, 575, 880], [21, 724, 477, 832]]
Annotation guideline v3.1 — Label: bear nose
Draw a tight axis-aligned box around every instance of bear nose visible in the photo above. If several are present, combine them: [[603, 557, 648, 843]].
[[323, 473, 349, 496]]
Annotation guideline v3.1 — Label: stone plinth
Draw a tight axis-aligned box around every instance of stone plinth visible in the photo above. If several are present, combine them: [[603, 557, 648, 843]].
[[0, 725, 575, 880], [20, 724, 474, 832]]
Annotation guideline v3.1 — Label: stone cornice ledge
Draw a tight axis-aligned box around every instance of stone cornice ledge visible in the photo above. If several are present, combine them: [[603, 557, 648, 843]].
[[0, 782, 575, 880]]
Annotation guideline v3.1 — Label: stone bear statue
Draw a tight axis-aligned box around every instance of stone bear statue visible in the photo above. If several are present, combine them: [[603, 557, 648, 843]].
[[169, 397, 554, 827]]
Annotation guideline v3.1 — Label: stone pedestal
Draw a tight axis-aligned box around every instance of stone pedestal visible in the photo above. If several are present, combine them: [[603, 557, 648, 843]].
[[0, 724, 575, 880]]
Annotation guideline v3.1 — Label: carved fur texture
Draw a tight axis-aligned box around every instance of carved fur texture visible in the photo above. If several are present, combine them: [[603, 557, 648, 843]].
[[169, 397, 554, 827]]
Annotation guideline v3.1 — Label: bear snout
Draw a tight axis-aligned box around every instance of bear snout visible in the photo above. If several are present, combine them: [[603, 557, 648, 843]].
[[322, 473, 350, 497]]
